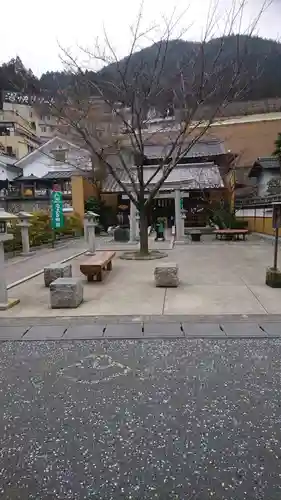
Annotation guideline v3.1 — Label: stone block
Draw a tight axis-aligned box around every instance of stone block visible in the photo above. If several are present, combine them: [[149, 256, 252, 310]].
[[50, 278, 83, 309], [182, 323, 225, 337], [24, 326, 66, 340], [114, 227, 130, 242], [220, 322, 264, 337], [44, 262, 72, 287], [143, 322, 183, 337], [154, 262, 179, 287], [104, 323, 143, 338], [265, 267, 281, 288]]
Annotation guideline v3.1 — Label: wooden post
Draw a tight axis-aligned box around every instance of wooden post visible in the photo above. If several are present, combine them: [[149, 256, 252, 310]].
[[273, 227, 279, 271]]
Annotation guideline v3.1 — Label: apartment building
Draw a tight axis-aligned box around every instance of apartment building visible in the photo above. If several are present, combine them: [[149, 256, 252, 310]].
[[0, 92, 41, 158]]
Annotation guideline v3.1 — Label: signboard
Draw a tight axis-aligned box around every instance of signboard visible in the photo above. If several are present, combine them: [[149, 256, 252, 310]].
[[272, 203, 281, 229], [180, 198, 184, 210], [2, 91, 55, 106], [51, 191, 64, 229]]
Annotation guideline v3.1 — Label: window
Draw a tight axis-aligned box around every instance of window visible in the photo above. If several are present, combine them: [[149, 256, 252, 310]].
[[6, 146, 13, 156], [53, 149, 66, 162], [41, 126, 46, 133], [29, 110, 33, 118]]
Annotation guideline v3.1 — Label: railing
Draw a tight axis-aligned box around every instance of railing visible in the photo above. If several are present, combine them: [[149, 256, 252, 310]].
[[0, 189, 72, 200]]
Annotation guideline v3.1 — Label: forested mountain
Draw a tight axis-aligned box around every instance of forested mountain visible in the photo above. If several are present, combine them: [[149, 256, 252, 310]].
[[0, 56, 40, 94], [95, 35, 281, 111], [1, 35, 281, 108]]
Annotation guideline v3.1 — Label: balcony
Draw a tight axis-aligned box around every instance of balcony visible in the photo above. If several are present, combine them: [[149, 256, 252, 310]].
[[0, 187, 72, 201]]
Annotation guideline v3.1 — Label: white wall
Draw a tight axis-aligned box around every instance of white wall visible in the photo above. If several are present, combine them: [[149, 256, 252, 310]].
[[236, 208, 273, 218], [257, 170, 280, 196], [0, 165, 16, 181], [21, 141, 91, 178], [22, 156, 77, 178]]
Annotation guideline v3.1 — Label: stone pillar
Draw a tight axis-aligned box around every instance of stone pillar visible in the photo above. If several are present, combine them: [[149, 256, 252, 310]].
[[174, 189, 182, 240], [17, 221, 33, 256], [0, 234, 20, 310], [0, 209, 20, 310], [17, 212, 34, 256], [129, 201, 137, 242], [84, 216, 89, 243], [86, 222, 96, 255], [0, 240, 8, 307]]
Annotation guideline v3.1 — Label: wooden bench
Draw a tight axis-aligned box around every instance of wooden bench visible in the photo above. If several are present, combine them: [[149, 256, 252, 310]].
[[214, 229, 249, 241], [80, 251, 116, 282]]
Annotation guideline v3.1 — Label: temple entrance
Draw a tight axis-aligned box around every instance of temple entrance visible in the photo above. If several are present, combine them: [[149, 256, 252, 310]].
[[182, 191, 210, 227], [150, 197, 175, 228]]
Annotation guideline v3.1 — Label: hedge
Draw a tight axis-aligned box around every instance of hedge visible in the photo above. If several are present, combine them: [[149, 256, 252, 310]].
[[4, 211, 83, 254]]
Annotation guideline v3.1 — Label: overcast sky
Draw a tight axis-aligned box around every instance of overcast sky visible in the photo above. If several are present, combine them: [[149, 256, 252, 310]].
[[1, 0, 280, 76]]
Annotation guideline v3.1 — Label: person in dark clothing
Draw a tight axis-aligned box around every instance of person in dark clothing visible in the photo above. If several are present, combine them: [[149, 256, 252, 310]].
[[155, 218, 165, 241]]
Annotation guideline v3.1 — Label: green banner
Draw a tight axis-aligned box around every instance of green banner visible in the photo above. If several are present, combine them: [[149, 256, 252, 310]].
[[51, 191, 64, 229]]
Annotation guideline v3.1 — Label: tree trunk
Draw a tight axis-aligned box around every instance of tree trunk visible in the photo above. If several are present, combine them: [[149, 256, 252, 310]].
[[139, 205, 149, 255]]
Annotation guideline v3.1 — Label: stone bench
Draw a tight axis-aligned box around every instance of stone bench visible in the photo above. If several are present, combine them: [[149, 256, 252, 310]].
[[44, 262, 72, 287], [50, 278, 83, 309], [154, 262, 179, 287]]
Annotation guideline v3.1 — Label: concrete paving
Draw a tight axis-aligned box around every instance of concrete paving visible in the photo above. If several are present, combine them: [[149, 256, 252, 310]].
[[2, 238, 281, 318], [1, 338, 281, 499], [0, 319, 280, 340], [5, 234, 171, 288], [5, 238, 87, 286]]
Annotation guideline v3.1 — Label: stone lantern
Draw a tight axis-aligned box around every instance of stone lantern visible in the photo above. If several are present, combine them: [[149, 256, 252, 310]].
[[0, 208, 20, 310], [17, 211, 34, 256], [85, 211, 100, 255]]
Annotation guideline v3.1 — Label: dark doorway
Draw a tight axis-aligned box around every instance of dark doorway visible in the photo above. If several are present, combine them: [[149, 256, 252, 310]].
[[150, 198, 175, 227], [183, 191, 210, 227]]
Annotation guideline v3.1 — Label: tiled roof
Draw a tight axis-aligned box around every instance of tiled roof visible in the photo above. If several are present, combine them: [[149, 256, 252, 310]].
[[101, 169, 129, 193], [143, 140, 226, 159], [42, 171, 75, 180], [256, 157, 281, 169], [249, 156, 281, 177], [14, 174, 39, 181], [101, 163, 224, 192], [0, 153, 18, 166], [139, 164, 224, 189]]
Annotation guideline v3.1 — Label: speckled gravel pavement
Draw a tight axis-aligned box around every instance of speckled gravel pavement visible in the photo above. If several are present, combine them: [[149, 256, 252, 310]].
[[1, 338, 281, 499]]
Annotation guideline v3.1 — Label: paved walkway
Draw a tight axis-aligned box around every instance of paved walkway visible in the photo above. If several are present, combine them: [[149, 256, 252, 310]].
[[5, 234, 173, 287], [3, 235, 281, 318], [5, 238, 86, 286], [3, 237, 281, 318], [1, 338, 281, 499]]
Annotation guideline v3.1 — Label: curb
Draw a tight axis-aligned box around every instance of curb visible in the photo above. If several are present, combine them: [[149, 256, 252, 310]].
[[7, 249, 86, 290], [1, 314, 281, 328]]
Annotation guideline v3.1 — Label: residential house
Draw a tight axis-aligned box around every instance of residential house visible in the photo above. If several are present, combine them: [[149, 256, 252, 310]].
[[36, 113, 58, 142], [248, 157, 281, 197], [0, 98, 41, 158], [0, 136, 94, 214], [0, 153, 21, 191]]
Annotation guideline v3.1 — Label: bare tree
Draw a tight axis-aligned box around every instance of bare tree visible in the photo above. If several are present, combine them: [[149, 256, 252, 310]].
[[47, 0, 271, 254]]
